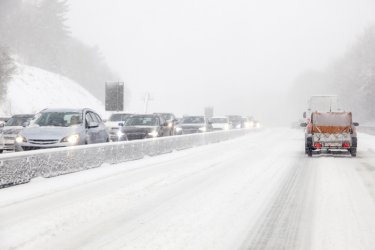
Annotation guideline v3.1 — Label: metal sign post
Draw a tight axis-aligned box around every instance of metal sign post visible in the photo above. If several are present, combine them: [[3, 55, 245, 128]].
[[105, 82, 124, 111]]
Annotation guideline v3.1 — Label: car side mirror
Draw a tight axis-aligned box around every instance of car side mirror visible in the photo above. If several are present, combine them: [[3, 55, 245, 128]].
[[353, 122, 359, 127], [22, 121, 30, 127], [103, 119, 107, 123], [163, 122, 169, 127], [88, 121, 99, 128], [118, 122, 124, 127], [300, 122, 307, 127]]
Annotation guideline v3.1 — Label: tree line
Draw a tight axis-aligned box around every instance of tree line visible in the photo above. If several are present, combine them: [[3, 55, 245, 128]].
[[0, 0, 120, 103], [289, 26, 375, 123]]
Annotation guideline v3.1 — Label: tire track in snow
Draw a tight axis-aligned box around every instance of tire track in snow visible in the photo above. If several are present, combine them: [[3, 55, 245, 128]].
[[240, 155, 315, 250]]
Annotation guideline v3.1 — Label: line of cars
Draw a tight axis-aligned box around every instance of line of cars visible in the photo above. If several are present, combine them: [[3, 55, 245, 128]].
[[0, 108, 259, 153]]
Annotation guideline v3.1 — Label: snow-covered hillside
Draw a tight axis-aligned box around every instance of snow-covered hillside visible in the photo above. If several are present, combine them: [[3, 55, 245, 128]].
[[0, 64, 105, 116]]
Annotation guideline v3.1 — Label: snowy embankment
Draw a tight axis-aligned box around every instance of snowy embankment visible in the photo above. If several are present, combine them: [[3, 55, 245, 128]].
[[2, 128, 375, 250], [0, 64, 104, 116]]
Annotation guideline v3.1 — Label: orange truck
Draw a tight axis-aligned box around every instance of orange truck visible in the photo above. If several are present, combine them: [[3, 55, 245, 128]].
[[301, 112, 359, 157]]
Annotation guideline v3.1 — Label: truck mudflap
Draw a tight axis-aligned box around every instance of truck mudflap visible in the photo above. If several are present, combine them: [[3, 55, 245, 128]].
[[312, 133, 352, 149]]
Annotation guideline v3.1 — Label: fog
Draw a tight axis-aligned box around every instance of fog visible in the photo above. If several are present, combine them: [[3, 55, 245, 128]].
[[67, 0, 375, 125]]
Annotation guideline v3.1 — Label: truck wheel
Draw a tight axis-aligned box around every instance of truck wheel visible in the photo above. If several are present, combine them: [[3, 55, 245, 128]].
[[349, 148, 357, 157], [307, 148, 313, 157]]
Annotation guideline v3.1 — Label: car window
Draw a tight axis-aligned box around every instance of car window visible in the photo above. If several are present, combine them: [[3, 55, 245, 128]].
[[88, 112, 100, 123], [33, 112, 82, 127], [181, 117, 205, 124], [5, 116, 33, 126], [85, 112, 94, 125], [125, 116, 159, 126], [212, 118, 228, 123], [94, 113, 103, 123]]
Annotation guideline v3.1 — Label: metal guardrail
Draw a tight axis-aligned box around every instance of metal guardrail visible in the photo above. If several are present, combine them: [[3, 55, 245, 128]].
[[0, 129, 253, 187]]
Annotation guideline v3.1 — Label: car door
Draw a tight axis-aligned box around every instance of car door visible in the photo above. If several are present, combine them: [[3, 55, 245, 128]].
[[85, 112, 99, 143], [159, 117, 169, 136], [93, 112, 108, 142]]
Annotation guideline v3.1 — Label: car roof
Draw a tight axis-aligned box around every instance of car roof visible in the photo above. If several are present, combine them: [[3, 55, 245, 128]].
[[40, 108, 90, 113], [11, 114, 34, 117]]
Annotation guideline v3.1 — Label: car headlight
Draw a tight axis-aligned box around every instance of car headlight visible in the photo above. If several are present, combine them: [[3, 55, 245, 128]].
[[168, 122, 173, 128], [148, 130, 159, 137], [16, 135, 27, 143], [117, 131, 125, 137], [61, 134, 80, 144], [175, 127, 182, 132], [199, 127, 207, 132]]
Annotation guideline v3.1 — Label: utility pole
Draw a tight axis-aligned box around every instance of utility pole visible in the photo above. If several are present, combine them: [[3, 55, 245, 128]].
[[143, 92, 153, 114]]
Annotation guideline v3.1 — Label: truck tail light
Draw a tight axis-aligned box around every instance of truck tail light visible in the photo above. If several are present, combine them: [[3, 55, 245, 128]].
[[314, 142, 322, 149], [342, 142, 350, 148]]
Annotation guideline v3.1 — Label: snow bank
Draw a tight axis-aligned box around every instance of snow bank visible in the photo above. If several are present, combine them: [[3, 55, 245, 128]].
[[0, 64, 104, 116]]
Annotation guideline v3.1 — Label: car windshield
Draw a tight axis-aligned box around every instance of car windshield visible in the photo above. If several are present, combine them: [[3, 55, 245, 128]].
[[109, 114, 131, 122], [5, 116, 33, 126], [160, 114, 172, 121], [125, 116, 158, 126], [212, 118, 227, 123], [33, 112, 83, 127], [181, 117, 205, 124]]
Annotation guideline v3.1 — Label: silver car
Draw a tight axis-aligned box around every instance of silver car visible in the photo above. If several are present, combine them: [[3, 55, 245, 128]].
[[0, 114, 34, 153], [15, 108, 109, 151]]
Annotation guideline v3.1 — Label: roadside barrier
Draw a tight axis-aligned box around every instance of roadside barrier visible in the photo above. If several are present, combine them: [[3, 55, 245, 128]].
[[0, 129, 253, 187]]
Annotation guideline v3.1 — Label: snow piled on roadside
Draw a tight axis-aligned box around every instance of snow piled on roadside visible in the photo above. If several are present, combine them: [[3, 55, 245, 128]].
[[0, 64, 104, 116]]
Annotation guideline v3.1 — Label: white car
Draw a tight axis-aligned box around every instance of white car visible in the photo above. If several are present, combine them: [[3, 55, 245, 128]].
[[211, 117, 231, 131]]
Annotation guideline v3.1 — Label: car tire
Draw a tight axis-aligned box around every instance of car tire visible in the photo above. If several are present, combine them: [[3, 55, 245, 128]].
[[0, 149, 3, 154], [307, 148, 313, 157], [349, 147, 357, 157]]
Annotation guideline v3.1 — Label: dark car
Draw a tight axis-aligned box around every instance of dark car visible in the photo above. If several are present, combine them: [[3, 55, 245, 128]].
[[154, 113, 177, 135], [0, 114, 34, 153], [227, 115, 243, 129], [175, 116, 213, 135], [15, 108, 109, 151], [105, 113, 132, 142], [120, 114, 171, 141]]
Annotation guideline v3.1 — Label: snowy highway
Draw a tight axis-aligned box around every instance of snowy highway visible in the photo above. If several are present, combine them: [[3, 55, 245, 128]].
[[1, 128, 375, 250]]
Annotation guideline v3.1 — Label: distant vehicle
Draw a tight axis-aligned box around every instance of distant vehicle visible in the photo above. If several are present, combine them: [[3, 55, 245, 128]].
[[227, 115, 243, 129], [303, 95, 340, 121], [0, 114, 34, 153], [154, 113, 177, 135], [0, 117, 10, 126], [301, 112, 358, 157], [15, 108, 109, 151], [210, 116, 230, 131], [120, 114, 171, 141], [105, 113, 132, 142], [175, 116, 213, 135], [242, 116, 256, 128]]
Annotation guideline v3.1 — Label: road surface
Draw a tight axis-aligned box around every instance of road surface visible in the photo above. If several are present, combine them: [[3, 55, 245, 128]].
[[1, 128, 375, 250]]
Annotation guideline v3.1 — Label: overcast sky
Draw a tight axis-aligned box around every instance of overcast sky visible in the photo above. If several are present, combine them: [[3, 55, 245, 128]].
[[67, 0, 375, 124]]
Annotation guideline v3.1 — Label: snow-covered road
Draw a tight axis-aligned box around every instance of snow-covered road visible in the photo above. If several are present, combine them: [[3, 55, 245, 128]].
[[1, 128, 375, 250]]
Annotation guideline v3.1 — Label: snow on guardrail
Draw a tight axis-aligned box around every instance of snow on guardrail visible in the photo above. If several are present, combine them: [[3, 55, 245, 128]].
[[0, 129, 254, 187]]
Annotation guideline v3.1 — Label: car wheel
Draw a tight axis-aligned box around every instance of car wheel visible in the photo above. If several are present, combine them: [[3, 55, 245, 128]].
[[349, 147, 357, 157], [307, 148, 313, 157], [0, 149, 3, 154]]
